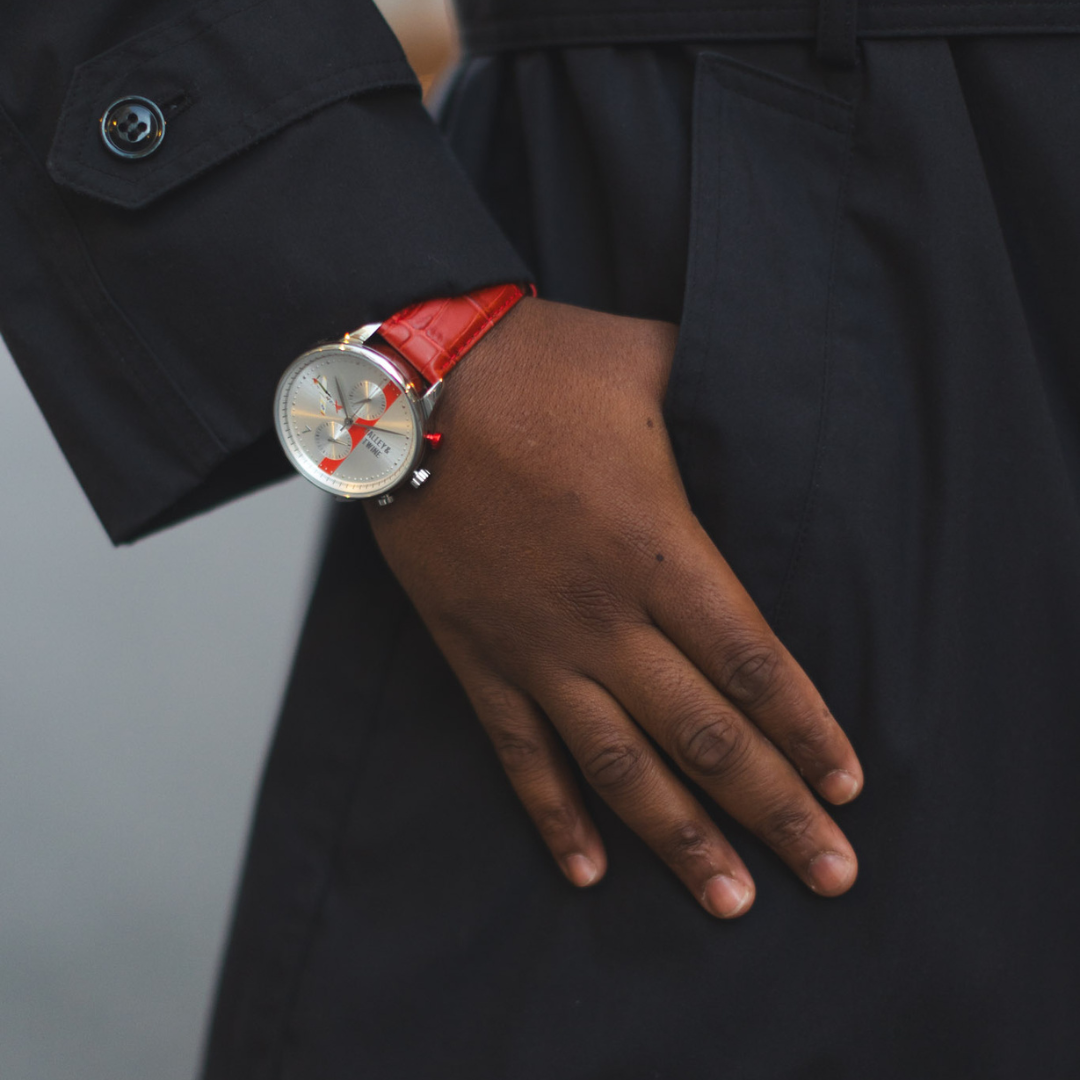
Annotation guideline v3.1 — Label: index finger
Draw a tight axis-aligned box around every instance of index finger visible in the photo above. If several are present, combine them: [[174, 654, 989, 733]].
[[646, 523, 864, 805]]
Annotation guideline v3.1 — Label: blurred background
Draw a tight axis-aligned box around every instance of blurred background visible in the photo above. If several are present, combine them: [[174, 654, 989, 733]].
[[0, 2, 456, 1077]]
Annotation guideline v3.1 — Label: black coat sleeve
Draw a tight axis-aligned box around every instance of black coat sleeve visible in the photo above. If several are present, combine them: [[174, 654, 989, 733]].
[[0, 0, 531, 543]]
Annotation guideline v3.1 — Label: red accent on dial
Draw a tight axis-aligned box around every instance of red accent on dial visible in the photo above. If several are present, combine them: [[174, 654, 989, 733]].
[[317, 381, 402, 475], [377, 283, 533, 385]]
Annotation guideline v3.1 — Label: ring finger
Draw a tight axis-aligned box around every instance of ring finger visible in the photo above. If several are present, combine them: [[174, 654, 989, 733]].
[[538, 675, 758, 919]]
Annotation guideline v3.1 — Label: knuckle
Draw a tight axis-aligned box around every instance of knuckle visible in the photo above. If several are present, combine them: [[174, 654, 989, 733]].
[[664, 820, 714, 867], [581, 739, 646, 794], [781, 710, 835, 766], [762, 803, 819, 851], [532, 802, 579, 840], [676, 710, 752, 782], [489, 728, 547, 775], [715, 636, 785, 710]]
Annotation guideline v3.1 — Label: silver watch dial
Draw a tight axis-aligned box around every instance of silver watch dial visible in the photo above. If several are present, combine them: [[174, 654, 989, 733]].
[[275, 343, 423, 498]]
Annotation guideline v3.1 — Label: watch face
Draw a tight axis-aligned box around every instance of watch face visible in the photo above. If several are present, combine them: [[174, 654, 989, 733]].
[[275, 342, 424, 498]]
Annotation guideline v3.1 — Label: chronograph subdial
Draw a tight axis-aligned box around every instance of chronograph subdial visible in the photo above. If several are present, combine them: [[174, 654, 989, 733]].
[[348, 380, 387, 422], [314, 420, 353, 461], [275, 340, 428, 498]]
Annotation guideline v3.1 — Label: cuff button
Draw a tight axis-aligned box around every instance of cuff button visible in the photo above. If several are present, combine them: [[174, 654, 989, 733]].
[[100, 97, 166, 160]]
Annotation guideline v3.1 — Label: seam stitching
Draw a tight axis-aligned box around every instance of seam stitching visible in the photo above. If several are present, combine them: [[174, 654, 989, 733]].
[[706, 51, 854, 108], [674, 57, 720, 532], [711, 80, 852, 132], [771, 68, 861, 631]]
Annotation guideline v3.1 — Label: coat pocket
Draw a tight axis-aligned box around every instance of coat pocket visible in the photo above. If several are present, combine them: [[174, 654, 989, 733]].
[[665, 49, 856, 620]]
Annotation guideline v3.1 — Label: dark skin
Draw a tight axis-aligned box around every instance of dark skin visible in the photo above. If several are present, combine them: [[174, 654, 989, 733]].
[[366, 297, 863, 918]]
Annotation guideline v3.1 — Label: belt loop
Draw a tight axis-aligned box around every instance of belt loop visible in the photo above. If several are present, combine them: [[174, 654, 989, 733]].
[[817, 0, 858, 68]]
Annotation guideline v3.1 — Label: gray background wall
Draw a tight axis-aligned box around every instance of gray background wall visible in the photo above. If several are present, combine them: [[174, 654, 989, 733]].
[[0, 337, 325, 1079], [0, 8, 453, 1075]]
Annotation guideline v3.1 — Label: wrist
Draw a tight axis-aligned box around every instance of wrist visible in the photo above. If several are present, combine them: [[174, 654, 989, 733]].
[[374, 282, 534, 387], [273, 282, 533, 504]]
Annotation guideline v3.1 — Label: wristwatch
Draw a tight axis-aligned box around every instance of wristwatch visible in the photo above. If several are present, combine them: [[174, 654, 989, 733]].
[[274, 283, 531, 505]]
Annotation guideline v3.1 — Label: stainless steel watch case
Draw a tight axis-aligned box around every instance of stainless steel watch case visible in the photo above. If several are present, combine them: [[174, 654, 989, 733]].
[[274, 324, 444, 503]]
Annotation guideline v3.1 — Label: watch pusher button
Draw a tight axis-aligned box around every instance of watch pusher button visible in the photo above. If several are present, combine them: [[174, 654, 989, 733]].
[[100, 97, 166, 159], [410, 469, 431, 489], [376, 494, 395, 507], [423, 432, 443, 449]]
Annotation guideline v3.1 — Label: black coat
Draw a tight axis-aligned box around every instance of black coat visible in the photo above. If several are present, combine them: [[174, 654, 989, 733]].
[[0, 0, 529, 543], [4, 1, 1080, 1077]]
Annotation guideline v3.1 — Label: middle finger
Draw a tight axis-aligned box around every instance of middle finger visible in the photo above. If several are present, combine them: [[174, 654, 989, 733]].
[[603, 625, 858, 896]]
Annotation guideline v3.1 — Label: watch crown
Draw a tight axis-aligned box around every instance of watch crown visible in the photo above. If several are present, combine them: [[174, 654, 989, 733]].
[[410, 468, 431, 489]]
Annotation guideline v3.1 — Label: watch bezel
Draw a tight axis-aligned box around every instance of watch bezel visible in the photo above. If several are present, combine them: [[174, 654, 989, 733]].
[[274, 339, 426, 499]]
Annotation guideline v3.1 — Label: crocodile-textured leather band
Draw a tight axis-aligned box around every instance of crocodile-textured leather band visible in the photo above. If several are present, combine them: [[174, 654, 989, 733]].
[[377, 282, 533, 386]]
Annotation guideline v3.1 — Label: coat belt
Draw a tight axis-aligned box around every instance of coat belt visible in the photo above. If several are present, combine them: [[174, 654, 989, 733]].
[[457, 0, 1080, 56]]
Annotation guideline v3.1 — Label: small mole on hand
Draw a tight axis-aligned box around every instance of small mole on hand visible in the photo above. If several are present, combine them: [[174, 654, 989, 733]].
[[646, 418, 654, 428], [655, 553, 664, 562]]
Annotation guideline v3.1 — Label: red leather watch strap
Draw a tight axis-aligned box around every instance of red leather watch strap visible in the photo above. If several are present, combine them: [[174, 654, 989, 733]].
[[377, 282, 533, 385]]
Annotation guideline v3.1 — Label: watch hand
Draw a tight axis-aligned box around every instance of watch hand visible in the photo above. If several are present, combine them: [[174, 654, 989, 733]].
[[344, 383, 405, 435], [352, 379, 396, 423], [316, 380, 404, 474], [311, 375, 348, 418], [334, 377, 352, 423]]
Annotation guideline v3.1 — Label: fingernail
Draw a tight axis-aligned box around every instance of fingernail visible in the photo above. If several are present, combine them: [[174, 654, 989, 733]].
[[703, 874, 752, 918], [808, 851, 857, 895], [820, 769, 861, 804], [564, 854, 599, 887]]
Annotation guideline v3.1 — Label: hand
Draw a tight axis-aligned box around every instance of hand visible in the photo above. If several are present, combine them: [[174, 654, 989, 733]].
[[333, 376, 353, 423], [366, 297, 863, 918]]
